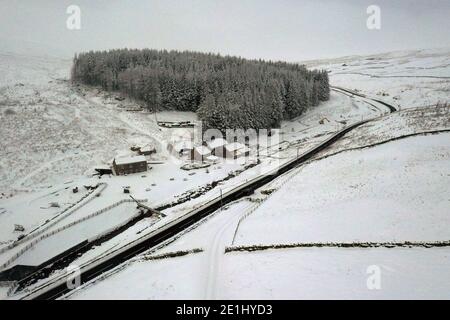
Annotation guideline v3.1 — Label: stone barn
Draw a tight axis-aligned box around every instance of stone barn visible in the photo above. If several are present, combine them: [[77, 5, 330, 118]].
[[190, 146, 211, 162], [113, 156, 148, 175], [206, 138, 228, 158], [225, 142, 251, 159], [167, 140, 194, 157], [138, 145, 156, 156]]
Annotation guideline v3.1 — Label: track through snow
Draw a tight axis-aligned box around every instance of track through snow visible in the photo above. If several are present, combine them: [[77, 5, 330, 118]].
[[12, 151, 95, 189], [205, 164, 319, 299], [204, 201, 256, 299]]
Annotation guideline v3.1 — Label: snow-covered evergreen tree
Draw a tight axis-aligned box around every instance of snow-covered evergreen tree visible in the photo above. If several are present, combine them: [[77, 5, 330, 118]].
[[71, 49, 330, 132]]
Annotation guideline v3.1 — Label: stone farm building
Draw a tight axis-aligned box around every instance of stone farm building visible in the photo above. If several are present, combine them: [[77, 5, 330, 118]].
[[225, 142, 251, 159], [167, 140, 194, 157], [190, 146, 211, 162], [206, 137, 228, 158], [138, 145, 156, 156], [113, 156, 148, 175]]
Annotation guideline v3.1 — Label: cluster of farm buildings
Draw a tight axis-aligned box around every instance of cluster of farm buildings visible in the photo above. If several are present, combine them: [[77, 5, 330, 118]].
[[110, 138, 250, 176], [168, 137, 250, 162]]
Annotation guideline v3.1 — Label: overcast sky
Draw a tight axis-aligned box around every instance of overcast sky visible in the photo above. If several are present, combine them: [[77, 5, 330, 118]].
[[1, 0, 449, 61]]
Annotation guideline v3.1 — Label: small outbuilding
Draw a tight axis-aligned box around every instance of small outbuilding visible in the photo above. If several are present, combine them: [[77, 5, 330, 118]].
[[225, 142, 251, 159], [95, 166, 113, 175], [14, 224, 25, 232], [138, 145, 156, 156], [167, 140, 194, 157], [113, 156, 148, 175], [190, 146, 211, 162], [206, 138, 228, 157], [206, 155, 219, 163], [319, 117, 330, 125]]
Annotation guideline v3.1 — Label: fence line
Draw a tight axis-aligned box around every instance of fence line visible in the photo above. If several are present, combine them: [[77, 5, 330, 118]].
[[0, 183, 108, 256], [0, 198, 147, 271], [231, 166, 303, 245], [226, 240, 450, 253]]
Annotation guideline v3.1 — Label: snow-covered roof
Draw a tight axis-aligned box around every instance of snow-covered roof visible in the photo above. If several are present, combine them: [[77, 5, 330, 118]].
[[140, 145, 155, 152], [95, 165, 111, 170], [236, 146, 251, 156], [206, 155, 219, 162], [225, 142, 246, 152], [114, 155, 147, 165], [207, 138, 227, 149], [171, 140, 194, 152], [194, 146, 211, 155]]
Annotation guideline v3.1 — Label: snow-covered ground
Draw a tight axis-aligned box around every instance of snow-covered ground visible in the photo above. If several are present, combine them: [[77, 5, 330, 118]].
[[305, 48, 450, 109], [234, 133, 450, 245], [1, 48, 449, 299], [66, 247, 450, 300]]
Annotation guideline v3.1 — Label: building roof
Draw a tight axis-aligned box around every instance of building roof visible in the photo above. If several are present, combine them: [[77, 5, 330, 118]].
[[140, 145, 156, 153], [194, 145, 211, 155], [114, 155, 147, 166], [225, 142, 246, 152], [171, 140, 194, 152], [206, 155, 219, 162], [207, 138, 228, 149], [236, 146, 251, 156]]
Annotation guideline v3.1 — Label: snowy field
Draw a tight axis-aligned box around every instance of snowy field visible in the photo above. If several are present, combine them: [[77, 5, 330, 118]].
[[305, 48, 450, 109], [234, 133, 450, 245], [66, 247, 450, 300], [1, 48, 449, 299]]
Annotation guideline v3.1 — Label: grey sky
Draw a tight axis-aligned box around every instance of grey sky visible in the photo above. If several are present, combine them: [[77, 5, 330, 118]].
[[0, 0, 449, 61]]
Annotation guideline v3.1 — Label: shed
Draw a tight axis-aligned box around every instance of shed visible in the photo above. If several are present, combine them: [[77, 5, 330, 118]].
[[206, 138, 228, 157], [95, 166, 113, 175], [138, 145, 156, 156], [206, 155, 219, 163], [225, 142, 251, 159], [167, 140, 194, 157], [113, 156, 148, 175], [190, 146, 211, 162]]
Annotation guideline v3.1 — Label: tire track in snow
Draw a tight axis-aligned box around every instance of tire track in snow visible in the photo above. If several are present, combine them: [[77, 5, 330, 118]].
[[204, 201, 256, 299]]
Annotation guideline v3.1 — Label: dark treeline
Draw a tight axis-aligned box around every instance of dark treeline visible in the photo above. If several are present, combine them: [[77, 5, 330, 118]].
[[71, 48, 330, 131]]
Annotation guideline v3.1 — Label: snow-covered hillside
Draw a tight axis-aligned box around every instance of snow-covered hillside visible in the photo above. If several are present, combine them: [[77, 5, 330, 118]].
[[305, 48, 450, 109]]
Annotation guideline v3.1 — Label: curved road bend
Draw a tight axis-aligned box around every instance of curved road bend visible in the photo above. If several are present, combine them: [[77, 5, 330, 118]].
[[331, 86, 398, 113]]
